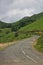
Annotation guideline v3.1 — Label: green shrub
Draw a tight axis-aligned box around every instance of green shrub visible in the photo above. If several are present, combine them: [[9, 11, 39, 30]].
[[35, 34, 43, 52]]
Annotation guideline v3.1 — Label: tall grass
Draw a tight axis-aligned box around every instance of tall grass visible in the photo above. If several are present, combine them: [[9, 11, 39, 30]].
[[34, 34, 43, 52]]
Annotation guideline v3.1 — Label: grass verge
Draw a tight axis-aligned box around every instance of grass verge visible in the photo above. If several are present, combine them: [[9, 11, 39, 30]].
[[34, 34, 43, 53]]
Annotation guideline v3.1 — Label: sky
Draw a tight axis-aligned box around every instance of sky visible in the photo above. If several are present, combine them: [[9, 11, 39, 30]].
[[0, 0, 43, 23]]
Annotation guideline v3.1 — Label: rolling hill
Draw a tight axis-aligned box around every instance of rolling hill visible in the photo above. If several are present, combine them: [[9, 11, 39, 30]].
[[0, 12, 43, 32], [19, 17, 43, 32], [0, 21, 11, 28], [11, 12, 43, 31]]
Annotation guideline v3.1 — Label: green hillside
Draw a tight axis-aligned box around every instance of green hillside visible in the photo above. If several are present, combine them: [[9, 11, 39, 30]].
[[19, 17, 43, 32], [0, 21, 11, 28], [34, 34, 43, 53], [0, 21, 7, 28], [11, 12, 43, 31], [0, 12, 43, 31], [0, 28, 15, 43]]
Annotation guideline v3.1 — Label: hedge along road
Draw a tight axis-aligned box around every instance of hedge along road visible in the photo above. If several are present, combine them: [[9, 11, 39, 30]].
[[0, 35, 43, 65]]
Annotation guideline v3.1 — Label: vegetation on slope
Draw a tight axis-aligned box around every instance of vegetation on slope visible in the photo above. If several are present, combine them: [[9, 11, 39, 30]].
[[0, 21, 11, 28], [11, 12, 43, 31], [0, 12, 43, 31], [0, 28, 15, 43], [19, 17, 43, 32], [34, 34, 43, 53], [0, 28, 32, 43], [15, 33, 32, 40]]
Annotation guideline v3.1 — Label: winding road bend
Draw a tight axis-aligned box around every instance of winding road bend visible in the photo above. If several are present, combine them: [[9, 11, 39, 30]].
[[0, 35, 43, 65]]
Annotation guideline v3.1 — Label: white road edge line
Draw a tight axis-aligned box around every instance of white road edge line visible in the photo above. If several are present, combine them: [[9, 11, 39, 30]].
[[21, 48, 38, 63]]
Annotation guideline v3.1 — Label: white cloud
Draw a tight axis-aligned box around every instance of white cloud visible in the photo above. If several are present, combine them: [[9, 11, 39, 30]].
[[7, 8, 35, 17], [0, 0, 43, 22]]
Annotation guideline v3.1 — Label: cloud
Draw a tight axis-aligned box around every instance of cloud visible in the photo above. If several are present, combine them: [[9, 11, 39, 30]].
[[7, 8, 35, 17], [0, 0, 43, 23], [1, 8, 35, 23]]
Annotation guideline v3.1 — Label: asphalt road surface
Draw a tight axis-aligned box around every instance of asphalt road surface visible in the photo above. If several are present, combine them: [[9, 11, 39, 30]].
[[0, 35, 43, 65]]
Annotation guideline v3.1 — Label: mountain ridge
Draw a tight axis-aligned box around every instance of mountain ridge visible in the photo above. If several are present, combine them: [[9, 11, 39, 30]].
[[0, 12, 43, 31]]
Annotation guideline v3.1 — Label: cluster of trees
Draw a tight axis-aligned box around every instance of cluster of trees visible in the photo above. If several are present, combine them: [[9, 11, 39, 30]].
[[0, 21, 12, 28]]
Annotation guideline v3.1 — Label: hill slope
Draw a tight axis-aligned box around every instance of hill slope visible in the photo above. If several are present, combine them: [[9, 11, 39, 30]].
[[34, 34, 43, 53], [11, 12, 43, 31], [19, 17, 43, 32], [0, 21, 11, 28], [0, 28, 15, 43], [0, 12, 43, 31]]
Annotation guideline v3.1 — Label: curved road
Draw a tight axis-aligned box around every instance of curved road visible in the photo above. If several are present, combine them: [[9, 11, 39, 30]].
[[0, 35, 43, 65]]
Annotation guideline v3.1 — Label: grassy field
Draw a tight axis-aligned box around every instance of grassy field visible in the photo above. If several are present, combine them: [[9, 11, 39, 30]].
[[0, 28, 15, 43], [34, 34, 43, 53], [15, 32, 32, 40], [19, 17, 43, 32]]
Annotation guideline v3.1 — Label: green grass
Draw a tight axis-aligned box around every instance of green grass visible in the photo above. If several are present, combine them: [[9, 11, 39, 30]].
[[34, 34, 43, 53], [0, 28, 15, 43], [0, 28, 32, 43], [15, 33, 32, 40], [19, 17, 43, 32]]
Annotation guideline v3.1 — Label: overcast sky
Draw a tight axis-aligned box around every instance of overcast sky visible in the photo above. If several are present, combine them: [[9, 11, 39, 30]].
[[0, 0, 43, 23]]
